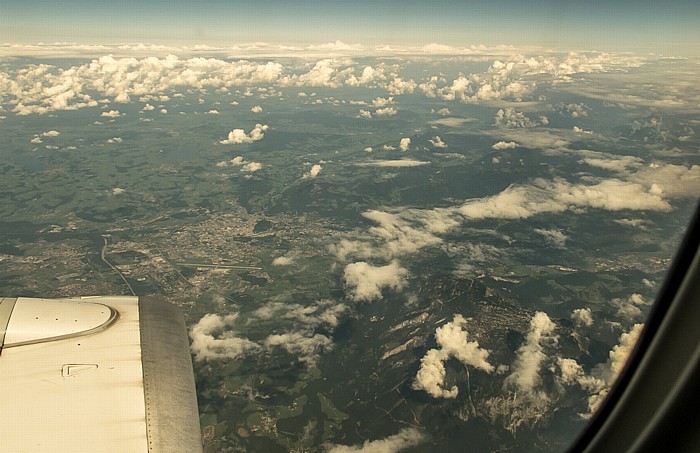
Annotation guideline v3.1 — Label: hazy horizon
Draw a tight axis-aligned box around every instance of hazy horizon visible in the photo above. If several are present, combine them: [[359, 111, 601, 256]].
[[2, 0, 699, 57]]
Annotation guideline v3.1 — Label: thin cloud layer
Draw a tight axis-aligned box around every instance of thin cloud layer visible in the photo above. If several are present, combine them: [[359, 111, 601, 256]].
[[457, 178, 672, 220]]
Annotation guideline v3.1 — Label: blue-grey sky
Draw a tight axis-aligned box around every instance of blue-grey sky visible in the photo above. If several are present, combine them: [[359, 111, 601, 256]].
[[1, 0, 698, 55]]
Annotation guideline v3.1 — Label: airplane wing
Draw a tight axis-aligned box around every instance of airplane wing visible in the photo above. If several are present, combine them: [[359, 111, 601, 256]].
[[0, 296, 203, 453]]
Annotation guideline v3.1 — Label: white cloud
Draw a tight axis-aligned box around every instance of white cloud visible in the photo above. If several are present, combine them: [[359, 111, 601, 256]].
[[492, 141, 518, 150], [559, 323, 644, 418], [495, 108, 541, 128], [251, 105, 263, 113], [303, 164, 322, 179], [327, 428, 426, 453], [573, 126, 593, 134], [413, 349, 457, 398], [241, 162, 262, 172], [1, 55, 284, 115], [190, 313, 260, 361], [107, 137, 123, 144], [272, 255, 294, 266], [372, 97, 393, 108], [111, 187, 126, 195], [41, 130, 60, 137], [413, 314, 494, 399], [355, 159, 430, 168], [436, 108, 451, 115], [385, 77, 417, 95], [101, 109, 122, 118], [358, 109, 372, 119], [252, 299, 348, 330], [141, 103, 155, 111], [30, 136, 42, 144], [343, 260, 408, 302], [506, 312, 557, 393], [457, 177, 672, 220], [399, 138, 411, 151], [206, 109, 219, 114], [608, 323, 643, 380], [429, 136, 447, 148], [572, 308, 593, 327], [363, 147, 373, 152], [375, 107, 398, 117], [217, 155, 262, 172], [611, 293, 648, 321], [220, 123, 269, 144], [263, 332, 333, 366], [428, 117, 477, 128]]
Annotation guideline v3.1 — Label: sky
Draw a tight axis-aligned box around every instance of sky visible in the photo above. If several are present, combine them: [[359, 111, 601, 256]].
[[1, 0, 699, 55]]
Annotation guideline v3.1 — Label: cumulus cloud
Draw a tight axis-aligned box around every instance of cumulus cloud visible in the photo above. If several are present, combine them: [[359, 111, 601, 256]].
[[190, 313, 260, 361], [495, 108, 542, 128], [358, 109, 372, 119], [413, 349, 457, 398], [506, 312, 557, 393], [429, 136, 447, 148], [558, 323, 644, 418], [272, 255, 295, 266], [111, 187, 126, 195], [573, 126, 593, 134], [608, 323, 644, 380], [220, 123, 269, 144], [106, 137, 123, 144], [492, 141, 518, 150], [343, 260, 408, 302], [611, 293, 648, 321], [141, 103, 155, 111], [385, 77, 417, 95], [423, 52, 643, 104], [251, 105, 263, 113], [303, 164, 322, 179], [572, 308, 593, 327], [413, 314, 494, 398], [101, 109, 122, 118], [399, 138, 411, 151], [371, 96, 393, 108], [327, 428, 426, 453], [206, 109, 219, 114], [241, 162, 262, 172], [2, 55, 284, 115], [363, 147, 373, 152], [41, 130, 60, 137], [375, 106, 398, 117], [216, 155, 262, 172]]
